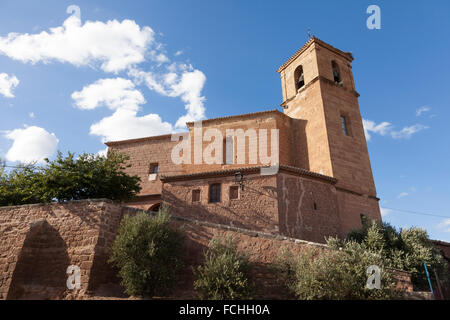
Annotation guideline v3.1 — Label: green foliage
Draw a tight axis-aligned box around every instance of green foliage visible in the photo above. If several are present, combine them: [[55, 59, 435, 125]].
[[0, 163, 46, 206], [108, 205, 184, 297], [275, 242, 400, 300], [0, 151, 141, 206], [193, 236, 254, 300], [346, 220, 448, 289]]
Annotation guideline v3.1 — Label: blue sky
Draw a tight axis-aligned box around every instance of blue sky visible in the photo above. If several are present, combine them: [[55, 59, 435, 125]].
[[0, 1, 449, 241]]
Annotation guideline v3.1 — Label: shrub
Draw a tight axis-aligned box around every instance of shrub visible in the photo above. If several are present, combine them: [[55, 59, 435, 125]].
[[346, 220, 448, 290], [275, 241, 401, 300], [193, 236, 253, 300], [108, 205, 184, 297]]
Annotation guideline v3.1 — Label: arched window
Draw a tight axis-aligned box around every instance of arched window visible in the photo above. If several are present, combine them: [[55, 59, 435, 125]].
[[294, 65, 305, 91], [332, 60, 341, 83]]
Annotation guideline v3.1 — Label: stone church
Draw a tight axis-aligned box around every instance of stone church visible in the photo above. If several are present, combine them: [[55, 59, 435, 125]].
[[106, 37, 381, 243]]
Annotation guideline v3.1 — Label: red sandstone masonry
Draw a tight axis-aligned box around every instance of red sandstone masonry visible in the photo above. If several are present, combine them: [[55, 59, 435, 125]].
[[0, 200, 413, 299], [0, 200, 129, 299]]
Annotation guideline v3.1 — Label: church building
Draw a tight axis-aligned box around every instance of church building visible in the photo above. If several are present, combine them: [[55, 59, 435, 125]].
[[105, 37, 381, 243]]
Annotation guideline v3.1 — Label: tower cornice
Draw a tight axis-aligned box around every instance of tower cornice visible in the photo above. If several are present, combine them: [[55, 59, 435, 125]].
[[276, 37, 354, 73]]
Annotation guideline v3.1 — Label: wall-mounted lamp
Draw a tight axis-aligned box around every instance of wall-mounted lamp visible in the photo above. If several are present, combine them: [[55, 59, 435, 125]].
[[234, 172, 245, 191]]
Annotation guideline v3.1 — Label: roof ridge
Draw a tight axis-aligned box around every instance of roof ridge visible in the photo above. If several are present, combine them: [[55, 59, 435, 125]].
[[185, 109, 287, 126]]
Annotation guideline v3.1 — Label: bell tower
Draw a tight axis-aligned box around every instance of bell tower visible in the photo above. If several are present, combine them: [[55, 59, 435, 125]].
[[277, 37, 381, 235]]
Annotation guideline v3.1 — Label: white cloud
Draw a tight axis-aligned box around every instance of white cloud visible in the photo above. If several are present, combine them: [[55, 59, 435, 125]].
[[129, 67, 206, 128], [0, 73, 19, 98], [362, 119, 392, 141], [363, 119, 428, 141], [380, 207, 392, 217], [29, 112, 35, 118], [0, 15, 154, 73], [72, 77, 173, 142], [416, 106, 430, 117], [390, 124, 428, 139], [174, 50, 183, 56], [4, 126, 59, 163], [397, 192, 409, 199], [438, 218, 450, 233], [71, 78, 145, 111], [97, 148, 108, 157], [90, 108, 173, 142]]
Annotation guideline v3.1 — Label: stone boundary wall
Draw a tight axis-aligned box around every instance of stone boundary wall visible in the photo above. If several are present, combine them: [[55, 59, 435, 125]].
[[0, 200, 413, 299], [0, 200, 129, 299]]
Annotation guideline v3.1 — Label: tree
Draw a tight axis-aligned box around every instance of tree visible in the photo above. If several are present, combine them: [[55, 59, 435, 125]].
[[0, 163, 45, 206], [108, 205, 184, 297], [346, 219, 448, 290], [0, 151, 141, 206], [193, 236, 254, 300]]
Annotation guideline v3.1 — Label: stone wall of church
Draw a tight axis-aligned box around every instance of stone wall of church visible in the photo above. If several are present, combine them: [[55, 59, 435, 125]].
[[162, 173, 280, 234], [183, 111, 295, 174], [276, 172, 340, 243], [106, 135, 184, 199], [162, 171, 341, 244], [335, 190, 381, 238]]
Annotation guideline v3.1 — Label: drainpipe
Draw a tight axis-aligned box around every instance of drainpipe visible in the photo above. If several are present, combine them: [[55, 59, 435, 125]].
[[424, 262, 434, 298]]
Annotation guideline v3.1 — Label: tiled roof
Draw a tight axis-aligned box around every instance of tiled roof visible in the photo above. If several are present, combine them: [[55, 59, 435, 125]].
[[160, 164, 337, 183], [105, 133, 176, 147]]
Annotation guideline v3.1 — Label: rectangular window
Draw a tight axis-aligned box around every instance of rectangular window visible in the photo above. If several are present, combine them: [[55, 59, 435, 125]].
[[149, 163, 159, 174], [192, 189, 201, 203], [224, 136, 234, 165], [340, 115, 349, 136], [209, 183, 221, 203], [229, 186, 239, 200], [360, 214, 368, 225], [149, 163, 159, 181]]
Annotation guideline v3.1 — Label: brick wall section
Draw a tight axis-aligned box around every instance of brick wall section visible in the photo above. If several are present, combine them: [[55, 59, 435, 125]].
[[184, 111, 294, 173], [0, 200, 414, 299], [106, 135, 184, 198], [0, 200, 127, 299], [162, 170, 341, 244], [171, 219, 327, 299], [277, 172, 340, 243], [162, 173, 280, 234], [432, 240, 450, 272], [336, 190, 382, 238]]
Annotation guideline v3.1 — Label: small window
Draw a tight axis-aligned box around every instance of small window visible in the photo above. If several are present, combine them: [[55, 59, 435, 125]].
[[360, 214, 369, 226], [294, 65, 305, 91], [149, 163, 159, 174], [149, 163, 159, 181], [209, 183, 221, 203], [332, 60, 341, 84], [192, 189, 201, 203], [340, 115, 350, 136], [223, 136, 234, 165], [229, 186, 239, 200], [313, 202, 318, 210]]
